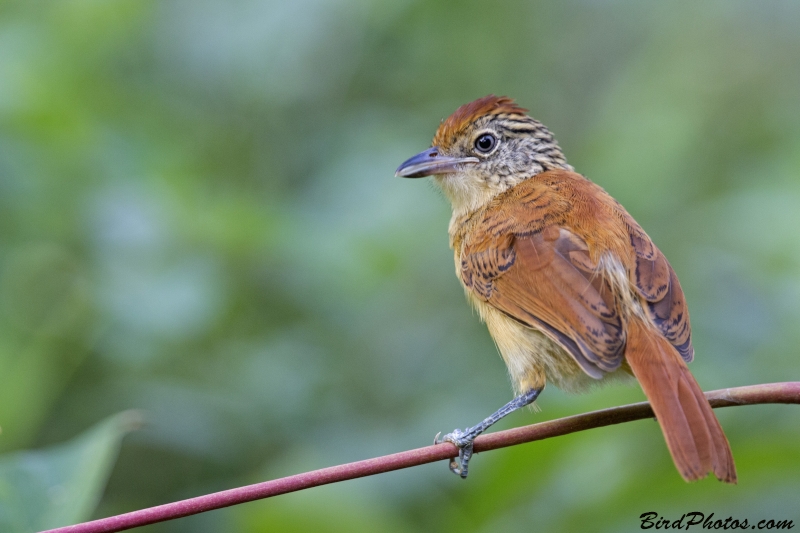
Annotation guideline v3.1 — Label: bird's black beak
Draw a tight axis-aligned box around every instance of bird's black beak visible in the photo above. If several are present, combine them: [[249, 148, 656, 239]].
[[395, 147, 479, 178]]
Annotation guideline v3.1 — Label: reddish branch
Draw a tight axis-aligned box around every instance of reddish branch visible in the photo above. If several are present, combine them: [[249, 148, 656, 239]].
[[43, 382, 800, 533]]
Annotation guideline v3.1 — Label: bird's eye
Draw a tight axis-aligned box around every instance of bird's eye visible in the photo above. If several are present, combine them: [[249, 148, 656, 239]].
[[474, 133, 497, 154]]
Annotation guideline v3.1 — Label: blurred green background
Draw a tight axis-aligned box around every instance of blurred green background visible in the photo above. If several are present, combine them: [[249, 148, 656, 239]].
[[1, 0, 799, 531]]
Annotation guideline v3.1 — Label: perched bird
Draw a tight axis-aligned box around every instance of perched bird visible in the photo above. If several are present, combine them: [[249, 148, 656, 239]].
[[395, 95, 736, 483]]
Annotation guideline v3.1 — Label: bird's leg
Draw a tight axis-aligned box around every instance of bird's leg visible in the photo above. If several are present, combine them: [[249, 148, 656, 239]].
[[436, 387, 543, 478]]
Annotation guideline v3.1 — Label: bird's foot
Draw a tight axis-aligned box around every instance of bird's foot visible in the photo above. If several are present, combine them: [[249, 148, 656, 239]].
[[436, 428, 475, 478], [434, 388, 544, 479]]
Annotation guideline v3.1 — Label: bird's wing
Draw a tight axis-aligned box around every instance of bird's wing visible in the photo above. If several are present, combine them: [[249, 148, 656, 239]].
[[625, 218, 694, 362], [459, 174, 694, 378], [460, 213, 625, 379]]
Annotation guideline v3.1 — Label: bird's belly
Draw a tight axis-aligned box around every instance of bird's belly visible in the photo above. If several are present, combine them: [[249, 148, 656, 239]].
[[472, 297, 628, 394]]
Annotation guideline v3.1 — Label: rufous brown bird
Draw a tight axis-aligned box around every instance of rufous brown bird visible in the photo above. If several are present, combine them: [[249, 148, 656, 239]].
[[395, 95, 736, 483]]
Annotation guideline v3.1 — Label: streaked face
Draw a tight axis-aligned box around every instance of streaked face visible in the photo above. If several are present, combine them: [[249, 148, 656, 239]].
[[396, 96, 570, 214]]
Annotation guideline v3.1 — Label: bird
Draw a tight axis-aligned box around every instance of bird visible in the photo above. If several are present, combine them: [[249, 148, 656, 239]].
[[395, 95, 736, 483]]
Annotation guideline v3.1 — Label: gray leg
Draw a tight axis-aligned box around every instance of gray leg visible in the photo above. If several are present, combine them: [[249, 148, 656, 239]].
[[436, 387, 542, 478]]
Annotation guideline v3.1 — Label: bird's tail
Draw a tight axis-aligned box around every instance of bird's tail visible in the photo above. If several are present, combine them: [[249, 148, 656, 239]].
[[626, 318, 737, 483]]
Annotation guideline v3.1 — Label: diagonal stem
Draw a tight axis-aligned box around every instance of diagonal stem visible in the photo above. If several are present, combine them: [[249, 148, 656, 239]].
[[41, 382, 800, 533]]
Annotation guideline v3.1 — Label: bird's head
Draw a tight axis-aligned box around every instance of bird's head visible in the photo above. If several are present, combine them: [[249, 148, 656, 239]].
[[396, 95, 571, 215]]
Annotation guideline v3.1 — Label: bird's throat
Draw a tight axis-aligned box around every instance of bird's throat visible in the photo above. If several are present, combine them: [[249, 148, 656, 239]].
[[435, 171, 522, 220]]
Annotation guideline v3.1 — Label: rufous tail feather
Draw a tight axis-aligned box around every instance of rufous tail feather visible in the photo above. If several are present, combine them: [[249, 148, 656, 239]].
[[626, 318, 737, 483]]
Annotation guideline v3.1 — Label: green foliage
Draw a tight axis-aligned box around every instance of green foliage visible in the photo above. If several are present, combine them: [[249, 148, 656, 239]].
[[0, 0, 799, 531], [0, 412, 140, 532]]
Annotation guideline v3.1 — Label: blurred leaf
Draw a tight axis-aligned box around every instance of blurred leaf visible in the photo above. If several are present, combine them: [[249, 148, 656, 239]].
[[0, 411, 141, 533], [0, 243, 94, 452]]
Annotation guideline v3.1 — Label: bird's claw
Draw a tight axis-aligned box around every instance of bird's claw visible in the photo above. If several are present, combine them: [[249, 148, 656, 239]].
[[436, 428, 475, 479]]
